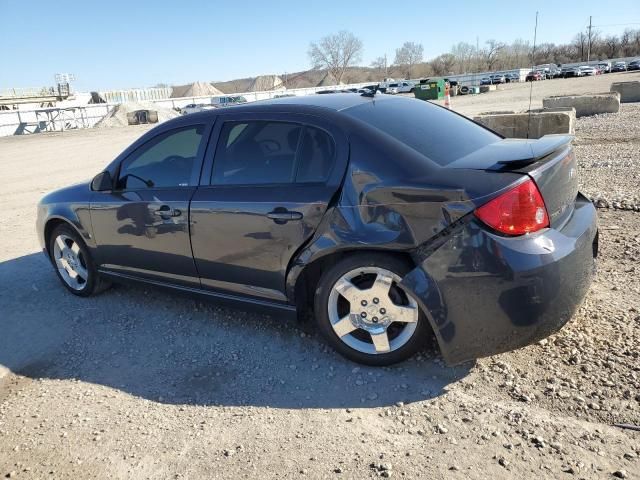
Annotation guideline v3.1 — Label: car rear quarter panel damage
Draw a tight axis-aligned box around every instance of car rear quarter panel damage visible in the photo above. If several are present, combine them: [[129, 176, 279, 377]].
[[287, 130, 596, 365], [403, 195, 597, 365]]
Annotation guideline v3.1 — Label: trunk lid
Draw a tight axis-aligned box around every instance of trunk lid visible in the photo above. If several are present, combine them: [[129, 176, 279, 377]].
[[448, 135, 579, 228]]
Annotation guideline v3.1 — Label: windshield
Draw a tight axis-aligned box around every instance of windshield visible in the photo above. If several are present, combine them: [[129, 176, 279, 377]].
[[343, 98, 500, 166]]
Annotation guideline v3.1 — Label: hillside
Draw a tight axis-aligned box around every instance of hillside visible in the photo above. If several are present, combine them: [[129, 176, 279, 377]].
[[211, 66, 417, 93]]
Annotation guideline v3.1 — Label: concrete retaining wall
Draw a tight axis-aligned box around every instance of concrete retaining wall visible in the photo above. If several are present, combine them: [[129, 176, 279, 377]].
[[474, 108, 575, 139], [610, 81, 640, 103], [542, 92, 620, 117]]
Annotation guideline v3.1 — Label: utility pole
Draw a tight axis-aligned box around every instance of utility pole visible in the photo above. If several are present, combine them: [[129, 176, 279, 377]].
[[476, 36, 480, 84], [587, 16, 592, 62]]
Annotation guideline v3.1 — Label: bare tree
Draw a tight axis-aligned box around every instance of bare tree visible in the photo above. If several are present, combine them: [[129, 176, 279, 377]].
[[430, 53, 456, 76], [533, 43, 556, 65], [450, 42, 475, 73], [394, 42, 424, 78], [508, 38, 531, 69], [572, 32, 587, 61], [308, 31, 363, 84], [371, 55, 389, 77], [620, 29, 632, 56], [483, 39, 505, 70], [632, 29, 640, 54], [603, 35, 619, 59]]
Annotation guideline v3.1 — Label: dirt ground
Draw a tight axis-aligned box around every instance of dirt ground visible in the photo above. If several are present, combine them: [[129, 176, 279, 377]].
[[432, 70, 640, 116], [0, 74, 639, 479]]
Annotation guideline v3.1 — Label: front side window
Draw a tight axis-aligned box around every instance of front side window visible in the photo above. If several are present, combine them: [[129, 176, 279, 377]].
[[117, 126, 204, 189], [212, 121, 302, 185]]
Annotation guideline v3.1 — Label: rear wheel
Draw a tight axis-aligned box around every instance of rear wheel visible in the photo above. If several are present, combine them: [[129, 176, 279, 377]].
[[49, 224, 111, 296], [314, 254, 430, 366]]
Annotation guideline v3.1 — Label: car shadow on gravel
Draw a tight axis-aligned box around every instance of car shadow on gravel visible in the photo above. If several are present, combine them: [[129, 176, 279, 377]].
[[0, 253, 472, 409]]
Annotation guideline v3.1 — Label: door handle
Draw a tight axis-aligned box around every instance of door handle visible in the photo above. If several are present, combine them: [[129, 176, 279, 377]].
[[266, 209, 303, 223], [153, 205, 181, 217]]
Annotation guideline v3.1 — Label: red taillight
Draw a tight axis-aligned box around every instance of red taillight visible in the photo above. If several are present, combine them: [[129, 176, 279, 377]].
[[475, 179, 549, 235]]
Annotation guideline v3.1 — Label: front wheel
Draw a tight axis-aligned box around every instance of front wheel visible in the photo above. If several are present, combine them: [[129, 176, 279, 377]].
[[314, 254, 431, 366], [49, 224, 111, 297]]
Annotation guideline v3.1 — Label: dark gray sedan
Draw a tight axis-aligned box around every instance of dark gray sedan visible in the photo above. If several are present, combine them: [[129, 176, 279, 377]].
[[37, 94, 598, 366]]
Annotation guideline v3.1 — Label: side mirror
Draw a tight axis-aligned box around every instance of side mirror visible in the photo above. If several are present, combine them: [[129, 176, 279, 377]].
[[91, 171, 113, 191]]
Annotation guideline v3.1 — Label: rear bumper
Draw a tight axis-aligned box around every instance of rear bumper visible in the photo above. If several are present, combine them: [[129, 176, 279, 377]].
[[402, 194, 597, 365]]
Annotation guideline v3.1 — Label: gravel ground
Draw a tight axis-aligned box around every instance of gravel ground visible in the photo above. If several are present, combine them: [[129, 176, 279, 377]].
[[432, 70, 640, 116], [0, 76, 639, 479]]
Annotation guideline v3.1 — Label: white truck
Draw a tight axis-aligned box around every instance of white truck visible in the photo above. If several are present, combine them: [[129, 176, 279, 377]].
[[385, 80, 415, 94]]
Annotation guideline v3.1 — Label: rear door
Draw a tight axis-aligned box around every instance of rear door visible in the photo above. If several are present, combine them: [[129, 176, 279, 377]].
[[190, 112, 348, 302]]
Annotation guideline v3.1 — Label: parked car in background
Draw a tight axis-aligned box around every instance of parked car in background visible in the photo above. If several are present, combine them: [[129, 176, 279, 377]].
[[211, 96, 247, 107], [377, 78, 398, 94], [597, 62, 611, 73], [549, 66, 563, 78], [539, 68, 552, 79], [505, 73, 521, 82], [579, 66, 598, 76], [612, 62, 627, 72], [628, 59, 640, 71], [480, 77, 492, 85], [359, 84, 379, 94], [525, 71, 543, 81], [534, 64, 561, 79], [386, 83, 400, 94], [561, 66, 582, 78], [490, 74, 506, 84], [181, 103, 217, 115], [37, 94, 597, 366]]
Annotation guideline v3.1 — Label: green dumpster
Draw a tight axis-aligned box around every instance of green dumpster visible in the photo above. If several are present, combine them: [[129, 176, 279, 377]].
[[414, 78, 445, 100]]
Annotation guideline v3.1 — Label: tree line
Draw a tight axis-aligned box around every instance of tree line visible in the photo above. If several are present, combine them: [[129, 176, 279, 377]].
[[308, 28, 640, 82]]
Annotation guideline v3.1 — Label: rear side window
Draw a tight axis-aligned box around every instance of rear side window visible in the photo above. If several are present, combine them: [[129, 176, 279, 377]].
[[212, 121, 301, 185], [295, 127, 335, 183], [344, 98, 499, 166], [118, 126, 204, 189], [211, 121, 335, 185]]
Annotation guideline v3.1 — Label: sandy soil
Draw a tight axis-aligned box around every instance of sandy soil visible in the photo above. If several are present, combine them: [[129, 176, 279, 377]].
[[0, 75, 638, 479]]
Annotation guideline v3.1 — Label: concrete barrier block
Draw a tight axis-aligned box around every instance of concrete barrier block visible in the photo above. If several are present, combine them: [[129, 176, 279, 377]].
[[479, 85, 497, 93], [473, 109, 575, 139], [610, 81, 640, 103], [542, 92, 620, 117]]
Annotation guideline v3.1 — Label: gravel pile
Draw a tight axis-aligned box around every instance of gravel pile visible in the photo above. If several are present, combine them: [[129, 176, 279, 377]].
[[94, 101, 180, 128], [575, 103, 640, 211]]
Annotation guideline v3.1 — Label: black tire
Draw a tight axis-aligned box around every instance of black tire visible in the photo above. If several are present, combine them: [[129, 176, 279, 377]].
[[48, 223, 111, 297], [313, 253, 431, 366]]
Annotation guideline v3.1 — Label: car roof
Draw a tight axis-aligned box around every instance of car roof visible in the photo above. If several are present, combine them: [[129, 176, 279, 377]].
[[179, 93, 396, 122]]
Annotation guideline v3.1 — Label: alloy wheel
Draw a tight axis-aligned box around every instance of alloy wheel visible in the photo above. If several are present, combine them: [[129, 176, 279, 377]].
[[327, 267, 419, 355], [52, 234, 89, 291]]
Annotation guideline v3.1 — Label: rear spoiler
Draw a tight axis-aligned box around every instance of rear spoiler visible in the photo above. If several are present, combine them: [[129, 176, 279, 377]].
[[447, 135, 574, 171]]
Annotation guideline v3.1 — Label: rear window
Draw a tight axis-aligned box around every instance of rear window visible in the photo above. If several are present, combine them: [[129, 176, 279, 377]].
[[343, 98, 499, 166]]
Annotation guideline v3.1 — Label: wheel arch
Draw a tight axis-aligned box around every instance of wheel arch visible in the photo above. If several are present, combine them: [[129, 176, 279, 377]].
[[288, 247, 416, 318], [43, 217, 83, 257]]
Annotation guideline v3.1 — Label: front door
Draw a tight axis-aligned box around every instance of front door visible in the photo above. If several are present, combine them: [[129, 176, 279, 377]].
[[190, 114, 348, 302], [91, 124, 209, 286]]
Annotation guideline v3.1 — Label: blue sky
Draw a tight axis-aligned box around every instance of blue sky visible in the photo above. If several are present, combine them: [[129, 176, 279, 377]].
[[2, 0, 639, 91]]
